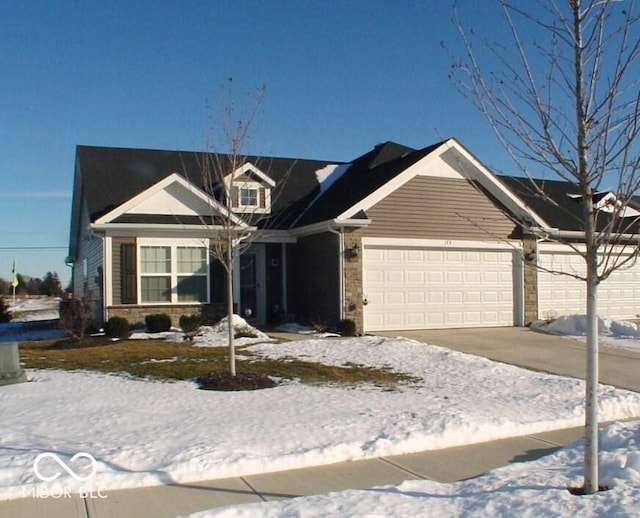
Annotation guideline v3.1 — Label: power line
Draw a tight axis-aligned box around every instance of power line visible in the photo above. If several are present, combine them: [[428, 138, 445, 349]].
[[0, 246, 67, 251]]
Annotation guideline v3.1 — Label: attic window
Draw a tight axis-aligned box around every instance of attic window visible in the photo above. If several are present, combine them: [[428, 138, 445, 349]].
[[231, 181, 270, 213], [240, 186, 258, 207]]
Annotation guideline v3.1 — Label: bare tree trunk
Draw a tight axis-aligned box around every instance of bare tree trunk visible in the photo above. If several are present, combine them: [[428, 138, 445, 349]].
[[573, 1, 599, 493], [584, 255, 599, 493]]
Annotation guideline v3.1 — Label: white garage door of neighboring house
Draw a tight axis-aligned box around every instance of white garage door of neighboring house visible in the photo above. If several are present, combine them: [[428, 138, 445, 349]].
[[538, 247, 640, 320], [363, 241, 521, 331]]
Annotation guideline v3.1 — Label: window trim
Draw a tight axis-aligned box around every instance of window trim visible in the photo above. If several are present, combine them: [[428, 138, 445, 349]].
[[137, 238, 210, 305], [231, 180, 271, 213]]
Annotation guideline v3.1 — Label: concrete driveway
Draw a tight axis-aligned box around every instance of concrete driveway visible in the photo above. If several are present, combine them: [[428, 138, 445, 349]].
[[377, 326, 640, 393]]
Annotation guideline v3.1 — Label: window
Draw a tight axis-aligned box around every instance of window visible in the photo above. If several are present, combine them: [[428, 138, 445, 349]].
[[240, 186, 258, 207], [230, 181, 270, 213], [139, 241, 209, 304], [140, 246, 171, 302], [177, 247, 207, 302]]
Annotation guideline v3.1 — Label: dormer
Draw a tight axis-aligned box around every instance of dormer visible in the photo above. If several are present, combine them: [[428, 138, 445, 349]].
[[225, 162, 276, 214]]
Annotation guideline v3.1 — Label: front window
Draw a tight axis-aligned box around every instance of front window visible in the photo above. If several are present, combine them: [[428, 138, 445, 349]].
[[140, 246, 171, 302], [177, 246, 207, 302], [139, 241, 209, 304]]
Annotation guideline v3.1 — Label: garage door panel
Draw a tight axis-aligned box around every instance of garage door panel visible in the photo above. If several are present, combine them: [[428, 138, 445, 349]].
[[447, 271, 464, 283], [407, 271, 425, 283], [386, 250, 404, 262], [364, 245, 515, 331], [407, 291, 425, 304], [429, 292, 444, 303], [406, 250, 424, 262], [539, 249, 640, 319], [465, 291, 482, 303], [465, 271, 481, 283]]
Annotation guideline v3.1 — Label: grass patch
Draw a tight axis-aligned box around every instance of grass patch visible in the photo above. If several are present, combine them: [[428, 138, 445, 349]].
[[19, 338, 419, 389]]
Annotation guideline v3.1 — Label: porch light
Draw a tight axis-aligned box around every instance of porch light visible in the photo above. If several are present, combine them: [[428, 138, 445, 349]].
[[345, 243, 360, 259]]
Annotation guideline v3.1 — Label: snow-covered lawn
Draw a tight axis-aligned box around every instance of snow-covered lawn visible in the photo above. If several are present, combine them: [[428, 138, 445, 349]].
[[1, 335, 640, 504], [187, 420, 640, 518], [3, 306, 640, 514]]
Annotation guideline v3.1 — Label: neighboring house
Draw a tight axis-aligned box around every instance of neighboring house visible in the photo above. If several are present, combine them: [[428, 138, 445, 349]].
[[499, 176, 640, 321], [66, 138, 640, 333]]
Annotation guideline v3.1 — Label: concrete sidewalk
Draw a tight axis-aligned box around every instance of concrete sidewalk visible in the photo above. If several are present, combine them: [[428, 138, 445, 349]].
[[0, 426, 584, 518], [379, 326, 640, 393]]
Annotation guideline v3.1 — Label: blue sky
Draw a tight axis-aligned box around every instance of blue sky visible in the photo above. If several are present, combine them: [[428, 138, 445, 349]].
[[1, 0, 514, 285]]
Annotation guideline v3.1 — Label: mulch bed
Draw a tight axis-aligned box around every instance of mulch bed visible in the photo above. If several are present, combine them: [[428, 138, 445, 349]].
[[196, 371, 277, 391], [51, 335, 118, 349]]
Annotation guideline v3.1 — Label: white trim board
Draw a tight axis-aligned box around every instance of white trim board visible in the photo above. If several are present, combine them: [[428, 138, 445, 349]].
[[362, 237, 522, 251]]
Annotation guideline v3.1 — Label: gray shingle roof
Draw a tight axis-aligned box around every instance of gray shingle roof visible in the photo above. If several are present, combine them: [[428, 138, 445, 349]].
[[498, 175, 640, 233], [75, 145, 340, 228]]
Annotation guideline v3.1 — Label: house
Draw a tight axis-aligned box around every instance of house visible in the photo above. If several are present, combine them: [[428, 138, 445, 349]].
[[66, 138, 640, 334]]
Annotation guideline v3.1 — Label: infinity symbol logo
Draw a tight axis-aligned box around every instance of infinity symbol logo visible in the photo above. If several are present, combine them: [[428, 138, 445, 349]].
[[33, 452, 98, 482]]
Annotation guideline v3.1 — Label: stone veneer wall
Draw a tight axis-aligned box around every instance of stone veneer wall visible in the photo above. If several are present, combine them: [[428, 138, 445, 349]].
[[107, 304, 225, 328], [522, 236, 539, 325], [343, 228, 364, 335]]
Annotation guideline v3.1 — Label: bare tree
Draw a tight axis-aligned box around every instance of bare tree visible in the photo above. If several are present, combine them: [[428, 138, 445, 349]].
[[450, 0, 640, 494], [193, 83, 294, 378]]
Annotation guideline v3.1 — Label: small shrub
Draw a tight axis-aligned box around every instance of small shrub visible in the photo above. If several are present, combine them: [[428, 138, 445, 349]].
[[58, 291, 93, 341], [145, 313, 172, 333], [337, 319, 357, 336], [179, 314, 202, 334], [104, 316, 130, 338]]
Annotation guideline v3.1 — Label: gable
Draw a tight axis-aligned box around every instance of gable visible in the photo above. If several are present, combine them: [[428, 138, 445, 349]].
[[363, 176, 518, 240], [128, 181, 216, 217], [339, 139, 547, 230], [94, 173, 244, 227]]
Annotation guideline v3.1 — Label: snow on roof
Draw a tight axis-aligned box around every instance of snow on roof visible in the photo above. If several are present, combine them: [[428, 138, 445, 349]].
[[314, 163, 350, 193]]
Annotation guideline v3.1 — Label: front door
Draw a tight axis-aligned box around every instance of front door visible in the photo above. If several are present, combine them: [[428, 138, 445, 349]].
[[239, 245, 266, 323]]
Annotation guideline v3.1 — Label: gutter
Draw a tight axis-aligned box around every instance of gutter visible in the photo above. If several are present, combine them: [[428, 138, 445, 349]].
[[529, 227, 640, 243], [288, 218, 371, 238]]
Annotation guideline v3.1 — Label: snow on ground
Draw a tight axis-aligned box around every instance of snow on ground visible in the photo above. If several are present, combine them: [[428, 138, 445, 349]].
[[275, 322, 339, 338], [7, 297, 60, 322], [0, 298, 65, 343], [1, 336, 640, 502], [533, 315, 640, 353], [187, 420, 640, 518]]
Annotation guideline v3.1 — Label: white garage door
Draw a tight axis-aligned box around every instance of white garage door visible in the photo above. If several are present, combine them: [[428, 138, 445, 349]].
[[363, 244, 518, 331], [539, 247, 640, 319]]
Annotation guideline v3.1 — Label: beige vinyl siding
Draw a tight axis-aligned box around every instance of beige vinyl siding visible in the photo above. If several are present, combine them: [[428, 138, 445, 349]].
[[363, 176, 517, 240]]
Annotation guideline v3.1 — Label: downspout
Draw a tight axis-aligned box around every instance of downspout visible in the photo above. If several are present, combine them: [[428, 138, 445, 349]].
[[327, 225, 345, 321], [101, 235, 108, 326]]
